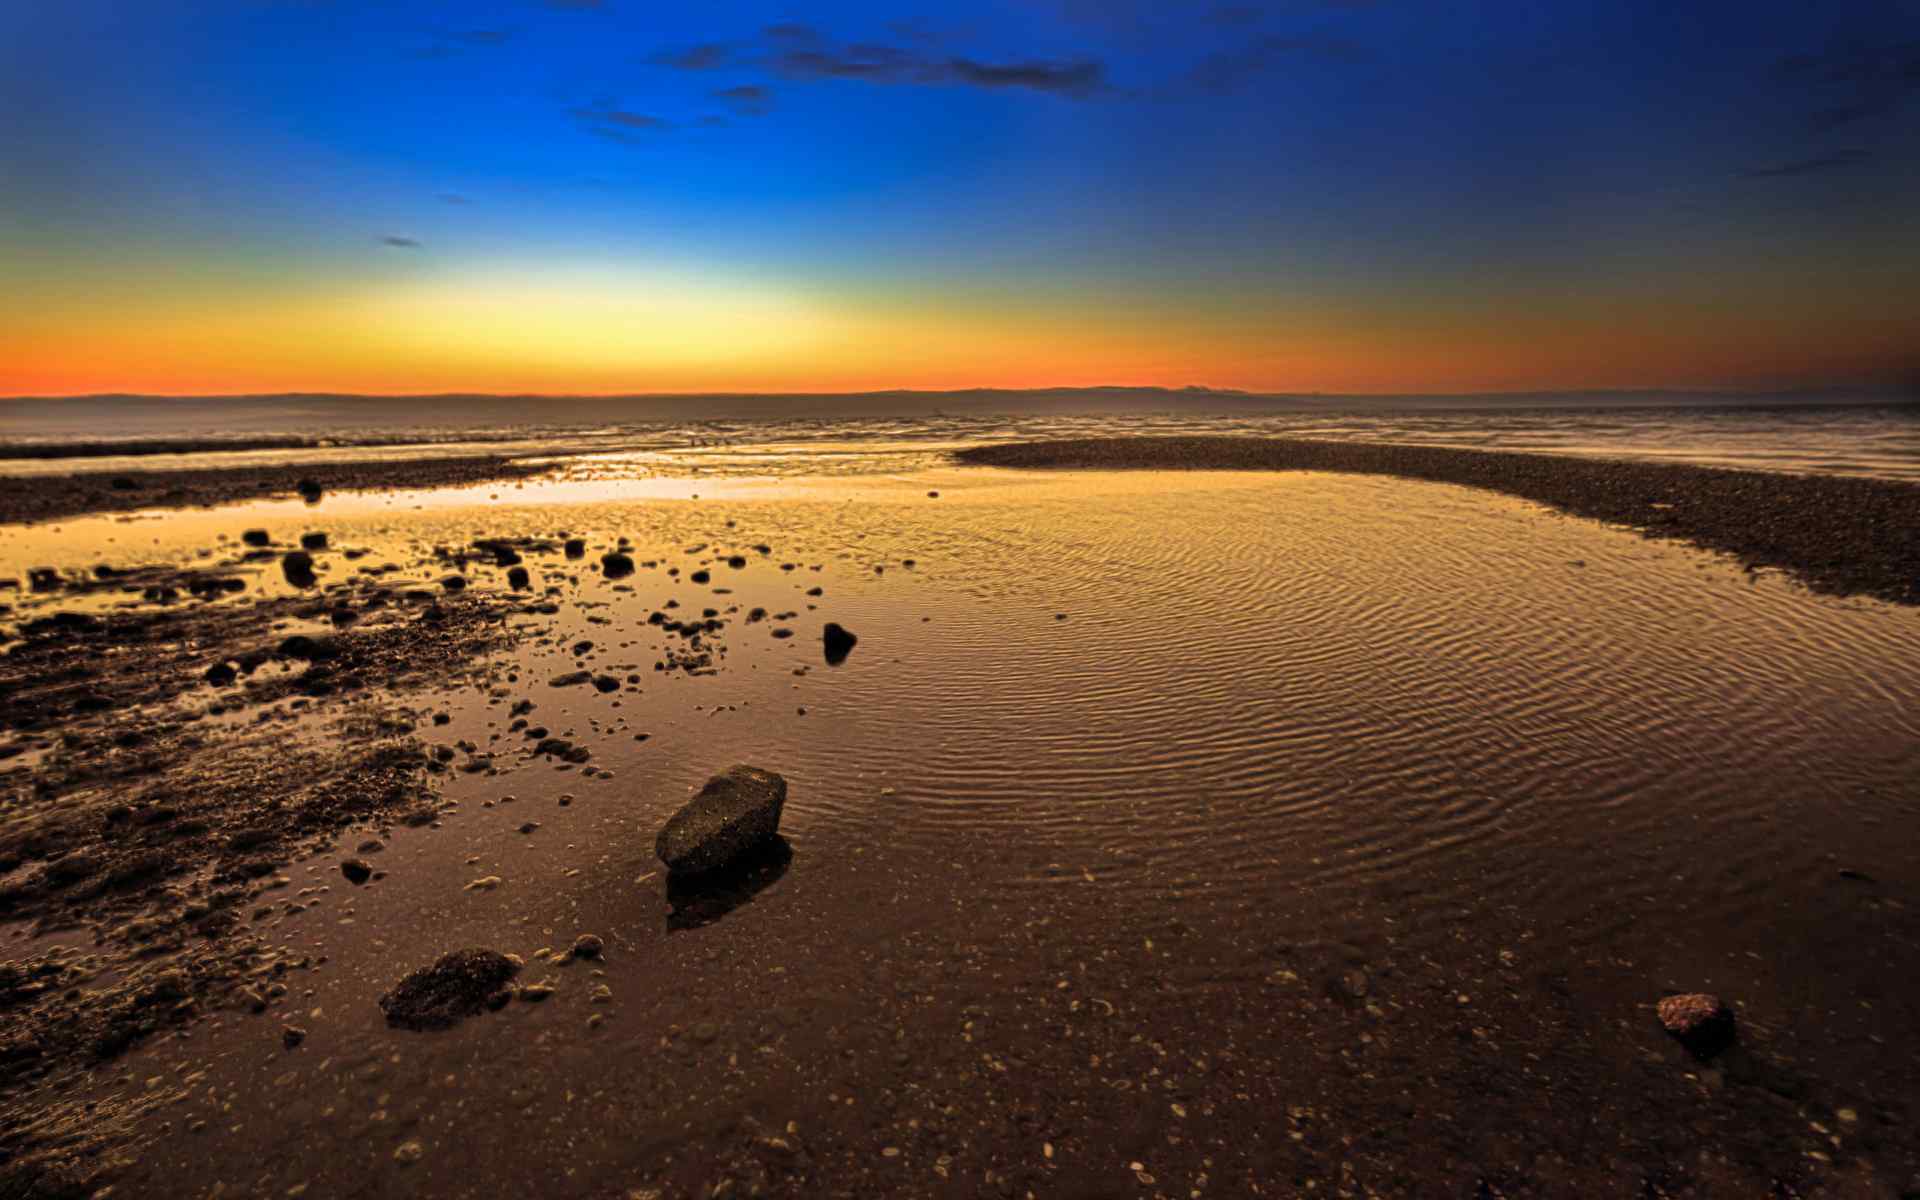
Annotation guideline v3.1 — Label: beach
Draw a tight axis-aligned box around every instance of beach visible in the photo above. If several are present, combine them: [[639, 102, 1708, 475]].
[[2, 440, 1918, 1197]]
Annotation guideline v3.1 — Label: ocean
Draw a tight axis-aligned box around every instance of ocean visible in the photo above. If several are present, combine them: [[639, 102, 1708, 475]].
[[1, 393, 1917, 481]]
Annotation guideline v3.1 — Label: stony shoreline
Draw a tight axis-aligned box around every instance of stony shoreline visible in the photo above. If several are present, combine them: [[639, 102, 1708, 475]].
[[956, 436, 1920, 607], [0, 455, 549, 525]]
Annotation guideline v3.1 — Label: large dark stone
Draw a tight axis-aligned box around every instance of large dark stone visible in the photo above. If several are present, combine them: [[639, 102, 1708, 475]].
[[655, 765, 788, 875], [823, 622, 857, 666], [281, 551, 316, 587], [379, 949, 520, 1031], [1657, 993, 1736, 1060], [602, 552, 635, 579]]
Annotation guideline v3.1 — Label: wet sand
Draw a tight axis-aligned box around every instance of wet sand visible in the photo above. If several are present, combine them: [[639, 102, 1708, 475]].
[[2, 465, 1919, 1198], [957, 437, 1920, 606]]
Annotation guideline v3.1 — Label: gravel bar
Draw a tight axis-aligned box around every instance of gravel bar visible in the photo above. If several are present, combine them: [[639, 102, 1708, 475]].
[[956, 436, 1920, 607]]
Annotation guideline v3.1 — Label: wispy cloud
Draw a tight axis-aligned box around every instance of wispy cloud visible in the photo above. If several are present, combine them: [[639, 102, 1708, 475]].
[[1738, 149, 1874, 178], [657, 27, 1107, 98], [570, 106, 671, 144], [1191, 32, 1365, 91], [654, 43, 730, 70], [713, 84, 773, 116], [380, 235, 423, 248], [1774, 41, 1920, 131]]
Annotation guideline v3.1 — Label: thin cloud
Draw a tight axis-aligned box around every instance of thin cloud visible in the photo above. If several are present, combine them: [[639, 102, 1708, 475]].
[[1738, 149, 1874, 178], [1191, 32, 1365, 91], [658, 27, 1108, 98], [571, 106, 671, 144], [1774, 42, 1920, 131], [713, 84, 773, 116], [380, 236, 423, 248], [655, 43, 730, 70]]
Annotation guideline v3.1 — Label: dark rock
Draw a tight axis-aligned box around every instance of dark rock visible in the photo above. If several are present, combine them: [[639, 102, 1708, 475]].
[[1657, 993, 1736, 1059], [550, 671, 591, 687], [28, 567, 62, 592], [823, 622, 857, 666], [296, 478, 323, 503], [602, 552, 635, 578], [726, 555, 747, 569], [655, 764, 788, 875], [281, 551, 317, 587], [204, 661, 238, 687], [341, 859, 373, 885], [571, 933, 604, 959], [591, 674, 620, 693], [506, 566, 530, 590], [379, 949, 521, 1031], [277, 634, 335, 660], [690, 569, 710, 584], [565, 538, 586, 559], [300, 531, 328, 550], [440, 574, 467, 591]]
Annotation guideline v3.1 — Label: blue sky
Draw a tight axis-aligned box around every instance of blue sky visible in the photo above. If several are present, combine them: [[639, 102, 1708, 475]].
[[2, 0, 1916, 394]]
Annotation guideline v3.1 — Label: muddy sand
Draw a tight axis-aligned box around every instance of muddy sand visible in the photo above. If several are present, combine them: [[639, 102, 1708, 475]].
[[1, 450, 1918, 1198]]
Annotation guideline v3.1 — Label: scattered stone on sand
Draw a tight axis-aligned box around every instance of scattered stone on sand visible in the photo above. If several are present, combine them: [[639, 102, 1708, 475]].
[[506, 565, 530, 590], [564, 538, 586, 558], [823, 622, 857, 666], [601, 552, 634, 578], [1656, 993, 1736, 1059], [465, 875, 503, 891], [241, 529, 271, 547], [656, 764, 788, 875], [379, 949, 521, 1031], [281, 551, 317, 588], [281, 1025, 307, 1049], [519, 981, 555, 1002], [690, 569, 711, 584], [300, 531, 328, 550], [550, 671, 591, 687], [571, 933, 604, 960], [341, 859, 373, 885]]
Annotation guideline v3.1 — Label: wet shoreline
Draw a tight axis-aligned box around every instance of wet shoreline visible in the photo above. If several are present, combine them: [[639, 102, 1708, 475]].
[[956, 436, 1920, 607], [1, 464, 1917, 1197]]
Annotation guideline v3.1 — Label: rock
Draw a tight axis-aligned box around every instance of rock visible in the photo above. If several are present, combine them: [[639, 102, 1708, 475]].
[[300, 531, 328, 550], [656, 765, 788, 875], [602, 552, 635, 578], [379, 949, 520, 1030], [591, 674, 620, 693], [341, 859, 373, 885], [506, 566, 530, 590], [204, 661, 238, 687], [296, 478, 323, 503], [393, 1140, 424, 1165], [281, 551, 316, 587], [690, 569, 710, 584], [571, 933, 604, 959], [282, 1025, 307, 1049], [440, 574, 467, 591], [823, 622, 857, 666], [241, 529, 271, 547], [726, 555, 747, 569], [1657, 993, 1736, 1059], [277, 634, 334, 660], [564, 537, 587, 558], [550, 671, 591, 688]]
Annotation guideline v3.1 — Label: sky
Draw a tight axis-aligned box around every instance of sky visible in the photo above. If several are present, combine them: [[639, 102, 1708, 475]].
[[1, 0, 1917, 397]]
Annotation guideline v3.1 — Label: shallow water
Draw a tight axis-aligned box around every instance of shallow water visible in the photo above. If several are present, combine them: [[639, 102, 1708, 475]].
[[3, 401, 1918, 482], [6, 466, 1920, 1194]]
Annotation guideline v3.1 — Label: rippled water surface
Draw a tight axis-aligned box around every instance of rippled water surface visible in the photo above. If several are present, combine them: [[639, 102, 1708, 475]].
[[6, 465, 1919, 1194]]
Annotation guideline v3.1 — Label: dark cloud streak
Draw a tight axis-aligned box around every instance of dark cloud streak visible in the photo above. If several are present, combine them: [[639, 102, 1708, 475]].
[[1738, 149, 1874, 178]]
